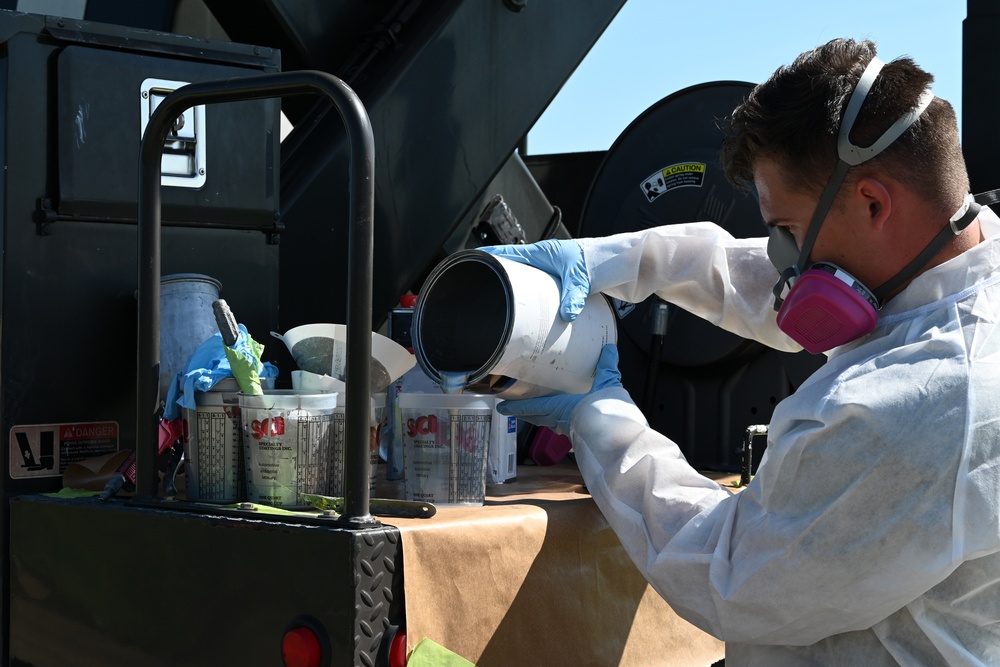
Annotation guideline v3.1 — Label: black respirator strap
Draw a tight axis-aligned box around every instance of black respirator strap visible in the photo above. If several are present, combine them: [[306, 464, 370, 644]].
[[794, 160, 852, 272], [871, 197, 983, 302], [973, 188, 1000, 208]]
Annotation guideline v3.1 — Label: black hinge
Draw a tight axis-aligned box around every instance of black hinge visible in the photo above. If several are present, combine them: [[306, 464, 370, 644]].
[[34, 197, 57, 235]]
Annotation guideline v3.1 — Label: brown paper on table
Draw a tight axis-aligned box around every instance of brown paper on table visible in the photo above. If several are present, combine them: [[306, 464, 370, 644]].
[[61, 449, 132, 492], [388, 467, 725, 667]]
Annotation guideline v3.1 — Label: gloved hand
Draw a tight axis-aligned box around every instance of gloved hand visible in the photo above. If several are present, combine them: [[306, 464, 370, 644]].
[[496, 343, 623, 436], [480, 239, 590, 322]]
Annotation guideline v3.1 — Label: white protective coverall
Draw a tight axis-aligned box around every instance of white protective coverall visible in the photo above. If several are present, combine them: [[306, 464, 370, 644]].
[[571, 206, 1000, 666]]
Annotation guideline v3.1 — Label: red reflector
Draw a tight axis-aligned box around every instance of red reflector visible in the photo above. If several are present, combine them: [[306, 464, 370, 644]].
[[281, 626, 322, 667], [389, 628, 407, 667]]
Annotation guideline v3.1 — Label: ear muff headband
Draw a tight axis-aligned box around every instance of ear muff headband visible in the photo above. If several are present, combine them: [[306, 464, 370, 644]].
[[839, 59, 935, 167]]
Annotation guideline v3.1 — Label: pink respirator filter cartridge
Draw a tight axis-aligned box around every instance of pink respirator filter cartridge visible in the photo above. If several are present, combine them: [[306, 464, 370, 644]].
[[775, 268, 878, 354]]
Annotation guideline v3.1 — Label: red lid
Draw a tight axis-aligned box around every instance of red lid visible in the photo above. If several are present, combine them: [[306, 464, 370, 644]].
[[399, 294, 418, 308], [281, 626, 322, 667]]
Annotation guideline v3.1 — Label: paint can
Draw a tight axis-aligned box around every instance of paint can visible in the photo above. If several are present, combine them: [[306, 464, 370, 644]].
[[411, 250, 617, 399], [160, 273, 223, 402]]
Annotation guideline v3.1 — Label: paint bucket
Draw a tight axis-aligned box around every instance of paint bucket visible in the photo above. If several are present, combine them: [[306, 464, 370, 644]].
[[239, 390, 340, 508], [160, 274, 223, 401], [182, 378, 244, 503], [411, 250, 617, 398], [399, 393, 492, 506]]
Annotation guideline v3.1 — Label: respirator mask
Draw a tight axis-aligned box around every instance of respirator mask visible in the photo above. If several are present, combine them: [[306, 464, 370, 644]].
[[769, 55, 981, 354]]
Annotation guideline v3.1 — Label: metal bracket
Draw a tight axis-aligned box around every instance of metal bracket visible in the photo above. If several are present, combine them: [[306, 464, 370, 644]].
[[471, 194, 526, 246], [739, 424, 769, 487], [268, 214, 285, 245], [137, 71, 378, 527], [34, 197, 56, 235]]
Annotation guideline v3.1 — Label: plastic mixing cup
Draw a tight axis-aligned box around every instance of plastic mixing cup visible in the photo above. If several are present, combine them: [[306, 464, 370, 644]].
[[399, 393, 492, 506], [239, 390, 339, 508], [183, 378, 244, 503]]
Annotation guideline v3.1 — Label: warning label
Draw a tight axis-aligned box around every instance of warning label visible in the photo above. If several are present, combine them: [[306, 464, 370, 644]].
[[640, 162, 706, 202], [609, 297, 636, 320], [9, 421, 119, 479]]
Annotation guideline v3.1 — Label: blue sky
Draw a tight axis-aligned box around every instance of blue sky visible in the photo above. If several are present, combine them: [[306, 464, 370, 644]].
[[528, 0, 967, 155]]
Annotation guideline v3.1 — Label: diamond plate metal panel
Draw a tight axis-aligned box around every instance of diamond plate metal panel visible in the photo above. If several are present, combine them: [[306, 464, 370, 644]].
[[352, 526, 404, 666]]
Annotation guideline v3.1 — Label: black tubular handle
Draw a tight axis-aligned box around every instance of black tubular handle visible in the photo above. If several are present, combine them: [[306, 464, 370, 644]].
[[137, 70, 377, 526]]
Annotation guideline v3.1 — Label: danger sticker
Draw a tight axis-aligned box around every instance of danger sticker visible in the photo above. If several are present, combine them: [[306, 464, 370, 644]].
[[9, 421, 119, 479], [641, 162, 706, 202]]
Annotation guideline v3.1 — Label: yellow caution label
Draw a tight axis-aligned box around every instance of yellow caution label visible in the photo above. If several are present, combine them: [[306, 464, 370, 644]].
[[641, 162, 706, 202]]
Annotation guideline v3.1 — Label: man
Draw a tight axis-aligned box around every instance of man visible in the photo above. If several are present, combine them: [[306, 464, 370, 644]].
[[487, 38, 1000, 665]]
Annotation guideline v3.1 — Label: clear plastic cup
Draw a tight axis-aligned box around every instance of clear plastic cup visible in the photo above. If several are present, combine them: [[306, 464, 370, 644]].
[[399, 393, 492, 506], [239, 390, 339, 508]]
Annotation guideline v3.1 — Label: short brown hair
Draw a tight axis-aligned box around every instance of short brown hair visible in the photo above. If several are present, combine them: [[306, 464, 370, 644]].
[[720, 38, 969, 216]]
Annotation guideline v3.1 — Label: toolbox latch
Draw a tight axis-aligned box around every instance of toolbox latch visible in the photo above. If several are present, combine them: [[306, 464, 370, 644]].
[[140, 78, 207, 189]]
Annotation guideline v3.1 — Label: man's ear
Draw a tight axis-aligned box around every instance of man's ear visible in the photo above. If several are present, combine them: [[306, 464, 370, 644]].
[[855, 176, 892, 231]]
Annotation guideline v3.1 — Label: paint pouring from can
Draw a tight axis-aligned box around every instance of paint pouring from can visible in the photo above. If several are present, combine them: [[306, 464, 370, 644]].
[[412, 250, 617, 399], [439, 371, 470, 395]]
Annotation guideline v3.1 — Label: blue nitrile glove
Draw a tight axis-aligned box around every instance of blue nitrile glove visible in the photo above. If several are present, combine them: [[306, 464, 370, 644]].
[[496, 344, 622, 436], [480, 239, 590, 322], [162, 326, 279, 421]]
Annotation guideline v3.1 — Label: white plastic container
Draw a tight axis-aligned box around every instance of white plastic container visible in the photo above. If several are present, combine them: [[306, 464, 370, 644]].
[[239, 390, 339, 508], [183, 378, 244, 503], [411, 250, 617, 399], [489, 398, 518, 484], [399, 393, 492, 506]]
